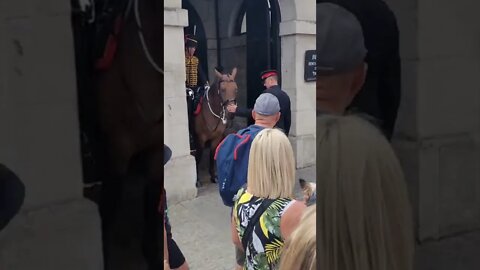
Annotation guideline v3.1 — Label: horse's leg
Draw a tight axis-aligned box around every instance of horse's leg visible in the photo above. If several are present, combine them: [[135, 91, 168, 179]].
[[99, 135, 134, 270], [209, 136, 223, 183]]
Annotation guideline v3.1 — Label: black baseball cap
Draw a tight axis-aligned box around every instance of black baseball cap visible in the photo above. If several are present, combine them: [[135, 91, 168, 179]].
[[316, 3, 367, 75]]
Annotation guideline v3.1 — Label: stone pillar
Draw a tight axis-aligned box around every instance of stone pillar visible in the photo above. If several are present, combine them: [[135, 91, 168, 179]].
[[388, 0, 480, 241], [164, 0, 198, 204], [279, 0, 316, 169], [0, 1, 102, 269]]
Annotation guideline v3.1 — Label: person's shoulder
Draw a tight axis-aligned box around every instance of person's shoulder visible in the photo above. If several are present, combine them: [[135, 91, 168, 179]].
[[282, 199, 306, 216], [279, 200, 306, 238], [271, 86, 290, 99], [246, 124, 265, 131]]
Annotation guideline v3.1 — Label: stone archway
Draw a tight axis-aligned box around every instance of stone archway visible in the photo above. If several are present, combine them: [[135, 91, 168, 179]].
[[226, 0, 316, 168], [163, 0, 316, 203]]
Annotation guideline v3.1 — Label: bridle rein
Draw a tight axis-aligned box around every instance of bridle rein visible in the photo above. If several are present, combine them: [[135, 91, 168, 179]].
[[203, 75, 237, 130]]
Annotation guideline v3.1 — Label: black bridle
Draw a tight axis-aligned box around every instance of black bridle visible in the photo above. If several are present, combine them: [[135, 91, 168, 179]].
[[201, 74, 237, 131]]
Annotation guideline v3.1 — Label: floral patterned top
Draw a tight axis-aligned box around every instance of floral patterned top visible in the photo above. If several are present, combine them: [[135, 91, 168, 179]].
[[233, 188, 295, 270]]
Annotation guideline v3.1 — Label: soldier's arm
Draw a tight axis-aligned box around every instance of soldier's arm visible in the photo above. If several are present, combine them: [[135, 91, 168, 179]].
[[198, 61, 208, 86], [284, 104, 292, 136], [235, 107, 253, 119]]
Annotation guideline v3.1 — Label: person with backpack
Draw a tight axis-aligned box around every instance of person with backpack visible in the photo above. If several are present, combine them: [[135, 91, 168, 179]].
[[215, 93, 282, 207], [317, 0, 401, 140], [215, 93, 281, 269], [231, 128, 306, 270]]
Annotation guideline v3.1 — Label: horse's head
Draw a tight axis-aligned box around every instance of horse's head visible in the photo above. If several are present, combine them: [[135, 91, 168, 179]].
[[215, 67, 238, 119]]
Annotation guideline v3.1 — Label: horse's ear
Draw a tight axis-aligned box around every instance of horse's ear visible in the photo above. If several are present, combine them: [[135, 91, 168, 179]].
[[231, 67, 238, 79], [299, 178, 307, 189], [214, 68, 223, 78]]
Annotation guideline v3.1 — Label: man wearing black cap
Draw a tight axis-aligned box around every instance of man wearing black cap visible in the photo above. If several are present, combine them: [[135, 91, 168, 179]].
[[162, 145, 189, 270], [316, 3, 367, 116], [227, 70, 291, 136], [318, 0, 401, 140], [185, 34, 209, 153]]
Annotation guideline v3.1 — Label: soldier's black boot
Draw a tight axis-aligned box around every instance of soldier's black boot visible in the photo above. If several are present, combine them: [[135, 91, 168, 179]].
[[192, 90, 200, 112], [185, 90, 196, 156]]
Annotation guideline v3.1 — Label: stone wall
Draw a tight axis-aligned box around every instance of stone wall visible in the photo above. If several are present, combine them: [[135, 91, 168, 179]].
[[0, 0, 102, 268], [164, 0, 198, 204], [279, 1, 316, 168], [164, 1, 316, 202], [387, 0, 480, 241]]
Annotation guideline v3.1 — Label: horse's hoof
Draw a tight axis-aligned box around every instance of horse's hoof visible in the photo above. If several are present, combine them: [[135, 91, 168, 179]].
[[210, 177, 217, 184]]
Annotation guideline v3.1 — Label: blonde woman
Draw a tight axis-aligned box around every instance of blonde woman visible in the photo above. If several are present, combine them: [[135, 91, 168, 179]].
[[231, 128, 306, 270], [317, 115, 414, 270], [279, 204, 316, 270]]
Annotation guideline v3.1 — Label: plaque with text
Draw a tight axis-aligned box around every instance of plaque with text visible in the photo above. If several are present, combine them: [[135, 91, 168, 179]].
[[304, 50, 316, 82]]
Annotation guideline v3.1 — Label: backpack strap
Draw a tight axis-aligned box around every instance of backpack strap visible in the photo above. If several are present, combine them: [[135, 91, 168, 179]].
[[241, 199, 274, 251], [238, 125, 263, 136], [237, 127, 250, 135]]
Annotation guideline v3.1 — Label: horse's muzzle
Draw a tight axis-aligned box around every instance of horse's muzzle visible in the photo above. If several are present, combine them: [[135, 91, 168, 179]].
[[223, 99, 236, 106]]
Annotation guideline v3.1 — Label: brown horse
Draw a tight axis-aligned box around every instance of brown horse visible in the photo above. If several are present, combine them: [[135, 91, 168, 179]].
[[194, 68, 238, 186], [95, 0, 163, 268]]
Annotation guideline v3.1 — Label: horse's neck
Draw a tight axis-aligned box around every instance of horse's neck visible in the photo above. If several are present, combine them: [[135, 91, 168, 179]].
[[120, 0, 161, 65]]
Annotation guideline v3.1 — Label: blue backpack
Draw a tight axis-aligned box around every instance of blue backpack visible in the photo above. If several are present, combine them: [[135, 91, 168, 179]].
[[214, 125, 264, 207]]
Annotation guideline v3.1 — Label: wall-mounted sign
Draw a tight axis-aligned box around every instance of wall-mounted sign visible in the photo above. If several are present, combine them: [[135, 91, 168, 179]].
[[304, 50, 316, 82]]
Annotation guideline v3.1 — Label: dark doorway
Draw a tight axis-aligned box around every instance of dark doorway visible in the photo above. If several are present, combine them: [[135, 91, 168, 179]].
[[182, 0, 209, 82], [243, 0, 281, 116]]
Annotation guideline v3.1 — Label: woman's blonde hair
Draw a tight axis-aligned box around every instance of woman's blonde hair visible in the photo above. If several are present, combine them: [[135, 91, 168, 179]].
[[317, 115, 414, 270], [247, 128, 295, 199], [279, 205, 317, 270]]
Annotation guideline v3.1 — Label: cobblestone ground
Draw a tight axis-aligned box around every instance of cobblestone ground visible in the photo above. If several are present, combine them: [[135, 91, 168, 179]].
[[167, 166, 316, 270], [169, 160, 480, 270]]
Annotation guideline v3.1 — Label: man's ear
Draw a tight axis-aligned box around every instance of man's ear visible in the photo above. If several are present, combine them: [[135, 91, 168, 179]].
[[252, 110, 256, 120], [231, 67, 238, 79], [215, 68, 223, 79], [275, 112, 281, 123], [299, 178, 307, 189], [351, 63, 367, 97]]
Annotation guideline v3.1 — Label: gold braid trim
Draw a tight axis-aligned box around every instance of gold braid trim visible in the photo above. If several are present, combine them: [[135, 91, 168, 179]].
[[185, 56, 199, 88]]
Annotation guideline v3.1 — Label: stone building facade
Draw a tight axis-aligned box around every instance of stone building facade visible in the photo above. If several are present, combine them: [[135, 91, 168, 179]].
[[164, 0, 316, 204], [386, 0, 480, 241]]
